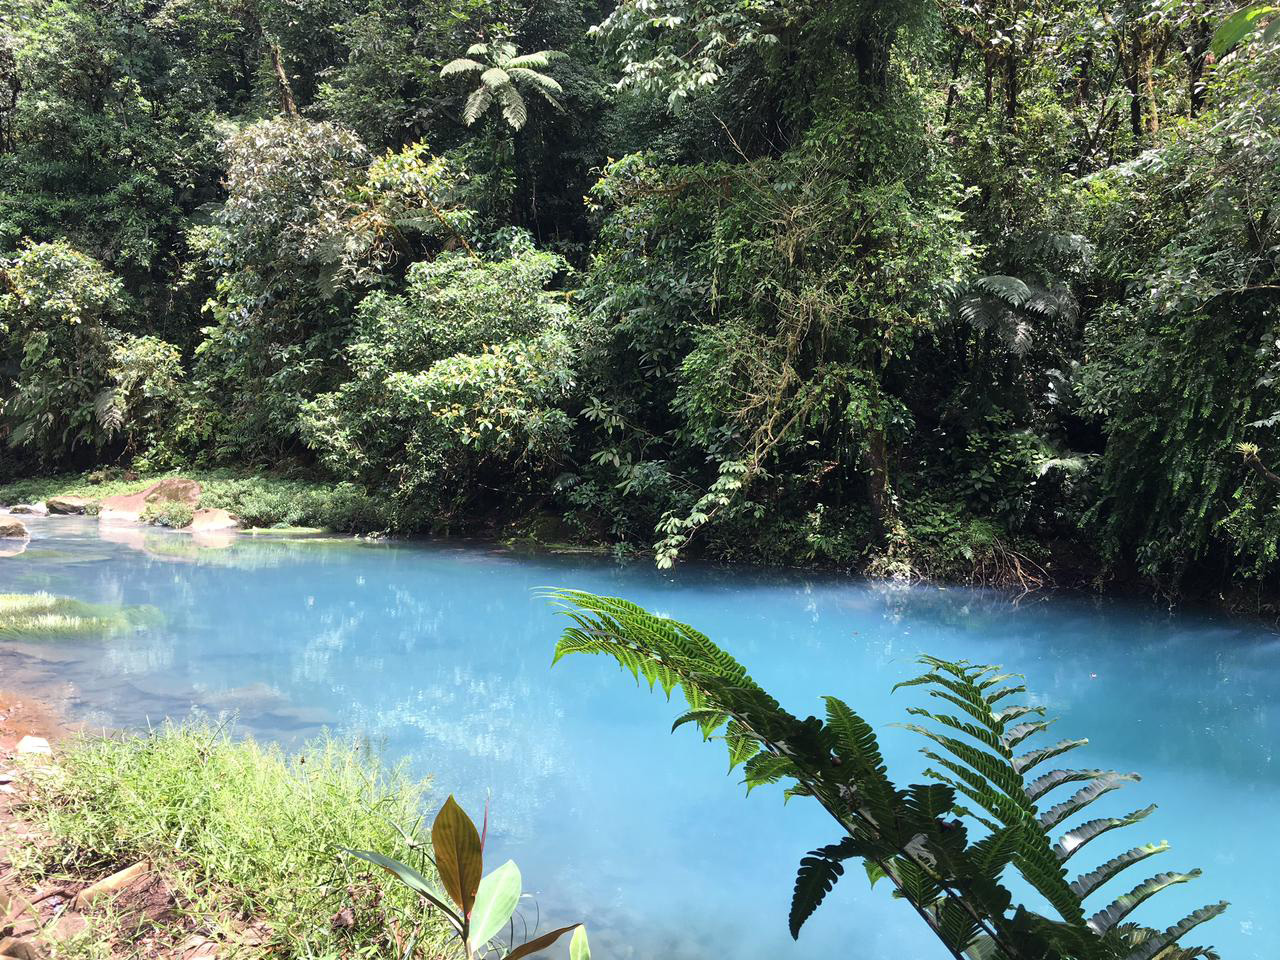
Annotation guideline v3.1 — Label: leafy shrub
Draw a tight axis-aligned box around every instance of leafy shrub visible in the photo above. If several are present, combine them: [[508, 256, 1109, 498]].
[[301, 237, 578, 516], [197, 476, 392, 532], [141, 499, 195, 528], [0, 240, 126, 461]]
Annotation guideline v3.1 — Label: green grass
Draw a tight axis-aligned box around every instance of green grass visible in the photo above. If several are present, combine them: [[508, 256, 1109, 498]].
[[15, 724, 454, 960], [0, 470, 394, 534], [0, 593, 161, 640]]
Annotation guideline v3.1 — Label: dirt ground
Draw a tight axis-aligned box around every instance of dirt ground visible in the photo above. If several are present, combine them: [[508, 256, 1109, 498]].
[[0, 690, 259, 960], [0, 691, 75, 754]]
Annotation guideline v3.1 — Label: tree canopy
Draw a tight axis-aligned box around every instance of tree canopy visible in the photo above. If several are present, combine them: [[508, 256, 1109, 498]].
[[1, 0, 1277, 605]]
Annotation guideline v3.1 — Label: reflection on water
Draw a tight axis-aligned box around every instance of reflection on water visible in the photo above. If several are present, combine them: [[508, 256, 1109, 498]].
[[0, 516, 1277, 959]]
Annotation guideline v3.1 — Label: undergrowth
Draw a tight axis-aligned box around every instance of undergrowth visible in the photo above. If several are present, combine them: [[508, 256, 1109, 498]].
[[14, 724, 453, 959], [0, 471, 393, 534]]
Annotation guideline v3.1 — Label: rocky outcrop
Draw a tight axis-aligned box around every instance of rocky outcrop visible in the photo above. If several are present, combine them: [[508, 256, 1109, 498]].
[[145, 477, 202, 506], [99, 478, 203, 524], [45, 496, 93, 515], [7, 504, 47, 516], [0, 519, 29, 540], [188, 508, 240, 533]]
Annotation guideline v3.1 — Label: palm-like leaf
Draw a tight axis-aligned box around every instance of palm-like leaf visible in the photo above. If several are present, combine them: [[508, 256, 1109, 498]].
[[441, 57, 484, 76], [507, 50, 562, 69], [508, 67, 564, 94], [480, 66, 511, 88], [546, 592, 1227, 960], [898, 658, 1224, 955], [463, 85, 494, 126], [441, 41, 565, 130]]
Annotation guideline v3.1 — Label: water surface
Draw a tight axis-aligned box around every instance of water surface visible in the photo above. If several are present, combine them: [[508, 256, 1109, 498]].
[[1, 517, 1275, 959]]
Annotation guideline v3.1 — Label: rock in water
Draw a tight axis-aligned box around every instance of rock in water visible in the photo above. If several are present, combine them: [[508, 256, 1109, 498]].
[[188, 508, 240, 532], [45, 495, 93, 515], [144, 477, 202, 506], [99, 477, 203, 524], [7, 504, 48, 516], [0, 519, 29, 540]]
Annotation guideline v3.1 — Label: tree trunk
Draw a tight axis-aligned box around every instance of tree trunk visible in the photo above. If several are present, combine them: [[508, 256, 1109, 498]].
[[1005, 51, 1018, 122], [1126, 34, 1144, 144], [862, 425, 897, 543], [270, 42, 298, 116], [944, 40, 964, 126]]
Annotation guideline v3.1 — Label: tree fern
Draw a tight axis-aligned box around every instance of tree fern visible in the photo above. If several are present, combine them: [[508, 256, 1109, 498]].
[[441, 42, 564, 131], [547, 591, 1227, 960]]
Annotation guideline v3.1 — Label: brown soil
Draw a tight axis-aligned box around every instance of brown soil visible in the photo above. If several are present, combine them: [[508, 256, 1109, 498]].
[[0, 692, 75, 755]]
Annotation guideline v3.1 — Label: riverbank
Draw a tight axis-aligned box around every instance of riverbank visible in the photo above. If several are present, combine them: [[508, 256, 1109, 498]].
[[0, 698, 452, 960], [3, 469, 1275, 616]]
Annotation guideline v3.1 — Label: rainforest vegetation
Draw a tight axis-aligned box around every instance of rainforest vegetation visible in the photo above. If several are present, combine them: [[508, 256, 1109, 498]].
[[1, 0, 1278, 602]]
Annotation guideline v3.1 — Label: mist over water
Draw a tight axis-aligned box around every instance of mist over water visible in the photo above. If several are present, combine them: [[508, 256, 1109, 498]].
[[1, 516, 1276, 959]]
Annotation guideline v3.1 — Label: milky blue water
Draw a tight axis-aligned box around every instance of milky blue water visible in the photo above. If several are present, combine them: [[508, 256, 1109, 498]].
[[0, 516, 1275, 959]]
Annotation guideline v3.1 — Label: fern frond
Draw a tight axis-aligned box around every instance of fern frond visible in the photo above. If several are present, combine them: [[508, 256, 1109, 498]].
[[463, 85, 493, 125], [1088, 872, 1201, 933], [1013, 739, 1088, 775], [975, 274, 1032, 306], [1070, 843, 1169, 900], [789, 838, 865, 938], [742, 751, 797, 792], [1025, 768, 1106, 804], [1037, 773, 1139, 830], [440, 57, 484, 76], [1055, 805, 1157, 861], [506, 49, 563, 69], [1120, 903, 1229, 960], [508, 67, 564, 93], [497, 84, 527, 130], [824, 696, 899, 829]]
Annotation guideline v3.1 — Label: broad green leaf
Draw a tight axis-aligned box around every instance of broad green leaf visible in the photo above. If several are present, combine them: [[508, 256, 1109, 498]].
[[432, 795, 484, 916], [1210, 3, 1278, 55], [569, 925, 590, 960], [468, 860, 522, 948]]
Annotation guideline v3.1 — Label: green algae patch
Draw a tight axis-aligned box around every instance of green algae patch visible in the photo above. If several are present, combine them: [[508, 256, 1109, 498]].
[[0, 592, 161, 640], [242, 525, 332, 536]]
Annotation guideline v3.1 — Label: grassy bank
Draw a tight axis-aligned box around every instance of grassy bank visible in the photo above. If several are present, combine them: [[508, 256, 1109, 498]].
[[8, 724, 452, 959], [0, 471, 393, 533]]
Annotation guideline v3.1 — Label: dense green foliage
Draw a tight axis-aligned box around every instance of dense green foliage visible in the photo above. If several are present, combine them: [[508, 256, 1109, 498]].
[[2, 0, 1278, 601], [550, 590, 1226, 960]]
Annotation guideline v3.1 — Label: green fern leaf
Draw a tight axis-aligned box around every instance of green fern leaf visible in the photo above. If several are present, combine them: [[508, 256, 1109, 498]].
[[1070, 842, 1169, 899], [1025, 768, 1107, 804], [742, 751, 797, 791], [1121, 902, 1229, 960], [1013, 739, 1088, 774], [1088, 871, 1201, 933], [1038, 773, 1139, 830], [1055, 805, 1157, 861], [789, 838, 863, 938]]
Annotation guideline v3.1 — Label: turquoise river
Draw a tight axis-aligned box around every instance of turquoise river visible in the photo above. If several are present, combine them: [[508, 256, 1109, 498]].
[[0, 516, 1275, 959]]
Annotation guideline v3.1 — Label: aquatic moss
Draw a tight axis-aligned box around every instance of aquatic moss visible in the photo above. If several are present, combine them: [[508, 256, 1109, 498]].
[[0, 592, 160, 640]]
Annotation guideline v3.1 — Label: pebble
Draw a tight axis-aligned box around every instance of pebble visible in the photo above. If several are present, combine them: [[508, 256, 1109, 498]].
[[15, 737, 50, 756]]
